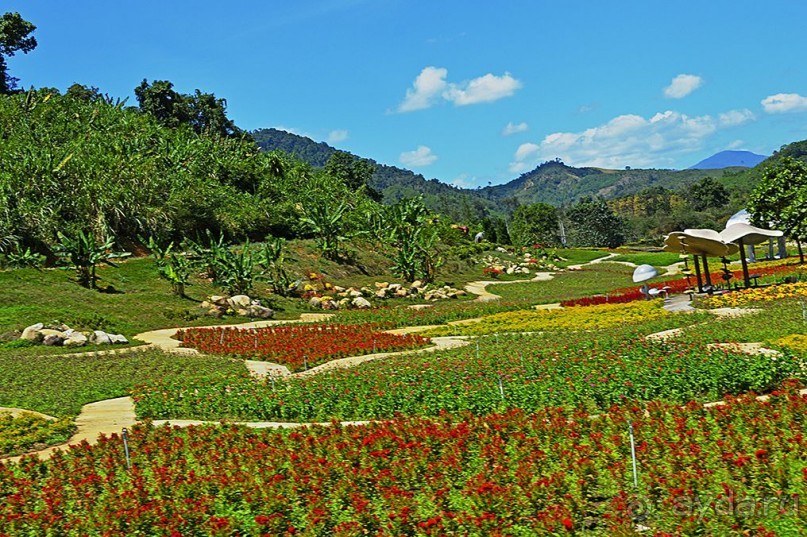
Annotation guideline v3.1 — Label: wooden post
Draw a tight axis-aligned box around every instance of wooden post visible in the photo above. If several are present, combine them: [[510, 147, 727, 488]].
[[693, 254, 703, 293], [702, 255, 712, 288], [738, 237, 751, 289]]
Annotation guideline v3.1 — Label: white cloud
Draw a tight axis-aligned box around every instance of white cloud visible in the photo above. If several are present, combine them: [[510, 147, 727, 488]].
[[508, 110, 734, 171], [327, 129, 348, 143], [663, 74, 703, 99], [397, 67, 521, 112], [502, 121, 529, 136], [761, 93, 807, 113], [444, 72, 522, 106], [718, 109, 755, 127], [397, 66, 448, 112], [400, 145, 438, 167]]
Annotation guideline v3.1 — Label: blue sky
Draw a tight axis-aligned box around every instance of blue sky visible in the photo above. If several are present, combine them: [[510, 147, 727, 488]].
[[5, 1, 807, 187]]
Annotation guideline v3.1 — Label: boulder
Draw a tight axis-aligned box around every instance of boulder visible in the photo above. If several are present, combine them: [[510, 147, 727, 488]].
[[248, 305, 274, 319], [410, 280, 424, 289], [229, 295, 252, 309], [210, 295, 229, 307], [348, 289, 363, 298], [375, 281, 389, 289], [91, 330, 112, 345], [40, 328, 65, 339], [42, 333, 65, 346], [236, 308, 250, 316], [21, 323, 44, 341], [309, 296, 323, 308], [375, 289, 388, 299], [108, 334, 128, 344], [352, 297, 372, 309], [63, 332, 88, 347], [333, 285, 346, 293], [338, 298, 352, 309], [395, 288, 409, 298], [388, 283, 402, 292]]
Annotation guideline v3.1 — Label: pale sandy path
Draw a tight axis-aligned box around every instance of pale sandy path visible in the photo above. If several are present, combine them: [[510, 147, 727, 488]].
[[0, 253, 702, 462], [464, 272, 555, 302], [5, 397, 136, 464]]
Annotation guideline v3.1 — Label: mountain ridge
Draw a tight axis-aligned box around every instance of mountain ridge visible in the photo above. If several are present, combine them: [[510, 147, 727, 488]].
[[689, 150, 767, 170], [251, 128, 804, 215]]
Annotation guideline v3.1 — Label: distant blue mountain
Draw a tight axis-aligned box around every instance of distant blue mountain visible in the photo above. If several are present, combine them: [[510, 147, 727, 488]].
[[689, 150, 767, 169]]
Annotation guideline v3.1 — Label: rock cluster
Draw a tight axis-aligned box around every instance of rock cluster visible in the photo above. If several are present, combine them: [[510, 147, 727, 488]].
[[481, 252, 561, 275], [20, 323, 128, 347], [422, 286, 467, 301], [200, 295, 274, 319], [306, 280, 466, 310]]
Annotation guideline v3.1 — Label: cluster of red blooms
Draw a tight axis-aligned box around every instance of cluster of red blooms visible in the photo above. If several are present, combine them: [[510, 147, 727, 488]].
[[3, 384, 807, 535], [176, 324, 430, 372], [561, 263, 803, 307]]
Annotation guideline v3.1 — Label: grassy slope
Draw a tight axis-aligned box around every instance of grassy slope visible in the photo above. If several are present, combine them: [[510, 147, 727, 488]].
[[0, 348, 246, 418]]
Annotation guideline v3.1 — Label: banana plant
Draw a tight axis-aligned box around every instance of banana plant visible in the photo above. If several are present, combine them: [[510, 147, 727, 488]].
[[256, 236, 293, 296], [300, 201, 350, 260], [52, 229, 130, 289], [145, 237, 192, 297]]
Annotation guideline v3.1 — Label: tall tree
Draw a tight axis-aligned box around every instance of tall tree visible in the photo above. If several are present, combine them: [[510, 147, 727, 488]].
[[135, 79, 239, 137], [324, 151, 381, 200], [687, 176, 729, 211], [748, 157, 807, 262], [566, 197, 626, 248], [509, 202, 560, 247], [0, 12, 37, 93]]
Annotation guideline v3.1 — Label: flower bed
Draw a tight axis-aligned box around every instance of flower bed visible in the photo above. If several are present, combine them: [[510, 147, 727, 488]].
[[562, 262, 807, 307], [134, 333, 802, 422], [424, 300, 678, 336], [702, 282, 807, 309], [6, 387, 807, 535], [175, 324, 430, 372]]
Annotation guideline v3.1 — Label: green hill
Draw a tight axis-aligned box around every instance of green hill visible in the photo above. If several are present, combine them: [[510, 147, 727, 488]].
[[250, 128, 502, 223], [251, 128, 807, 219], [481, 160, 742, 207]]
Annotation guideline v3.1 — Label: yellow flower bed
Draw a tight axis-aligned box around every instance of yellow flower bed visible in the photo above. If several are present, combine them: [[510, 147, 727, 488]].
[[774, 333, 807, 354], [424, 300, 670, 336], [703, 282, 807, 308]]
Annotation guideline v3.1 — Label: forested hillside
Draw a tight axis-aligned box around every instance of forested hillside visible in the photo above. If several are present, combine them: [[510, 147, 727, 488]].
[[0, 89, 378, 251], [251, 128, 502, 223]]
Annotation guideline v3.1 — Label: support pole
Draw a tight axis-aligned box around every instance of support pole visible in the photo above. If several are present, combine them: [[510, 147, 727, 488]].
[[693, 254, 704, 293], [702, 255, 712, 288], [738, 237, 751, 289]]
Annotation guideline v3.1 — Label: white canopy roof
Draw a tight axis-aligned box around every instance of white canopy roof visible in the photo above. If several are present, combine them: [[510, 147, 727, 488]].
[[664, 229, 739, 257], [720, 223, 783, 246]]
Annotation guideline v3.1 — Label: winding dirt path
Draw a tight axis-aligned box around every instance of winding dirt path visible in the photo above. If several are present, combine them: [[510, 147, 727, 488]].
[[2, 254, 747, 462], [464, 272, 555, 302]]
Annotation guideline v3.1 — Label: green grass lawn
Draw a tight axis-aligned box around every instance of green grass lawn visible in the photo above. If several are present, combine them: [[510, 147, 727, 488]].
[[0, 347, 246, 418], [609, 251, 685, 267], [553, 248, 611, 267], [0, 257, 309, 340], [493, 262, 637, 304]]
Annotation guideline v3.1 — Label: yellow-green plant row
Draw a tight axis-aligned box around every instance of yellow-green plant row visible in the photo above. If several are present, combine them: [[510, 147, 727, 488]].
[[703, 282, 807, 309], [775, 334, 807, 355], [425, 300, 674, 336]]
